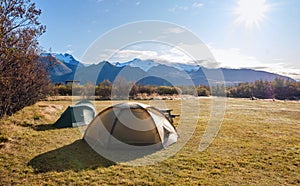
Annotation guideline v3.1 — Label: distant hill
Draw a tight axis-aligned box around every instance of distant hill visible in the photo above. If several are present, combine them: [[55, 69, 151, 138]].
[[41, 53, 295, 86]]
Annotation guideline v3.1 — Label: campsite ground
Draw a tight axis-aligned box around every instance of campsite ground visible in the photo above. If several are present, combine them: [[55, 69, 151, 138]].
[[0, 97, 299, 185]]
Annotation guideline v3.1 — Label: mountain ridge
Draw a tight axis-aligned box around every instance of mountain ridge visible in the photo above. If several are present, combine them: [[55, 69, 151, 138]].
[[40, 53, 295, 86]]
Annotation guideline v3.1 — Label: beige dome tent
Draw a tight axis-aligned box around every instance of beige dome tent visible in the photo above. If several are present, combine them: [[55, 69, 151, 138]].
[[84, 102, 178, 150]]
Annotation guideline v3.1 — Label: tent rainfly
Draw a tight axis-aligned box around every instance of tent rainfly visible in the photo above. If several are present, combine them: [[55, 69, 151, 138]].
[[84, 102, 178, 149], [54, 100, 96, 128]]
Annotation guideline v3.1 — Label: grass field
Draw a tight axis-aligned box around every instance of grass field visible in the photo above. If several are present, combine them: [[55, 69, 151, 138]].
[[0, 97, 299, 185]]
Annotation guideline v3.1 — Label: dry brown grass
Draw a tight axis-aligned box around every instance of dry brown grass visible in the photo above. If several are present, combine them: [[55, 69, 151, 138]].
[[0, 98, 299, 185]]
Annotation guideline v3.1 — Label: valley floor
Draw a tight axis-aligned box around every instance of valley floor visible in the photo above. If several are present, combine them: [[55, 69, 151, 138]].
[[0, 98, 299, 185]]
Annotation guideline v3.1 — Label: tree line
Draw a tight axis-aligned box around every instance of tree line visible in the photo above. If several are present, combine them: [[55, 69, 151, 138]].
[[227, 78, 300, 100], [50, 78, 300, 101], [49, 78, 211, 99]]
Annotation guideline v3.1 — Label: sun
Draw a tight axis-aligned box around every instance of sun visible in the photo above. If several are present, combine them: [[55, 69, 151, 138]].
[[233, 0, 270, 30]]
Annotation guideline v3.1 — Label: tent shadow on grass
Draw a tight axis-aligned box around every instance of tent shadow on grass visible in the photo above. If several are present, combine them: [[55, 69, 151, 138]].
[[17, 122, 57, 131], [28, 139, 115, 173], [31, 123, 57, 131]]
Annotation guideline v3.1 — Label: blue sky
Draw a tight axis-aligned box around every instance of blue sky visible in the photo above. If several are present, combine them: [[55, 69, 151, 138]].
[[33, 0, 300, 80]]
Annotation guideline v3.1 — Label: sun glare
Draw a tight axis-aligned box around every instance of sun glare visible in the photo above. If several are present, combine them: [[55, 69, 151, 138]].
[[233, 0, 270, 30]]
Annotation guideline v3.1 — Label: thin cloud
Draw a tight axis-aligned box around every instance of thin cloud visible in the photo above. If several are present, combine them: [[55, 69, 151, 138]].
[[168, 5, 189, 12], [192, 2, 204, 8], [208, 45, 263, 68], [169, 2, 204, 12], [85, 44, 300, 80], [97, 47, 192, 64], [96, 43, 219, 68], [208, 44, 300, 80], [66, 50, 74, 54]]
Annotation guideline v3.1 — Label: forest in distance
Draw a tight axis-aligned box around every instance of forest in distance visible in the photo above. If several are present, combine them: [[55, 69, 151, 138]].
[[50, 77, 300, 100]]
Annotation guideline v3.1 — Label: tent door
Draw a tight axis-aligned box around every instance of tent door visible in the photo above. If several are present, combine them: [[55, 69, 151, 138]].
[[83, 109, 95, 124]]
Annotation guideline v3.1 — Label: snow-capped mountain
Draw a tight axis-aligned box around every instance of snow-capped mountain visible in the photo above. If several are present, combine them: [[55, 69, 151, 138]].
[[53, 53, 82, 66], [114, 58, 159, 72], [41, 53, 82, 66], [113, 58, 200, 72], [173, 63, 200, 72]]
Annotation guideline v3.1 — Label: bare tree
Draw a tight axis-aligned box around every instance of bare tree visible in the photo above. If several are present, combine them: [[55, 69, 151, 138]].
[[0, 0, 48, 117]]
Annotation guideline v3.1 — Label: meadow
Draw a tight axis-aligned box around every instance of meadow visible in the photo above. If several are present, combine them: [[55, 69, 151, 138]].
[[0, 97, 299, 185]]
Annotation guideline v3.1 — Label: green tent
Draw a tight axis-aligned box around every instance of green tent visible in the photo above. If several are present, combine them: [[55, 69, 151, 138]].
[[54, 100, 96, 128]]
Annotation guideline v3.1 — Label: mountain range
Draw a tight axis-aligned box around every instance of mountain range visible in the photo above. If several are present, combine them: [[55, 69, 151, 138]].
[[40, 53, 295, 86]]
